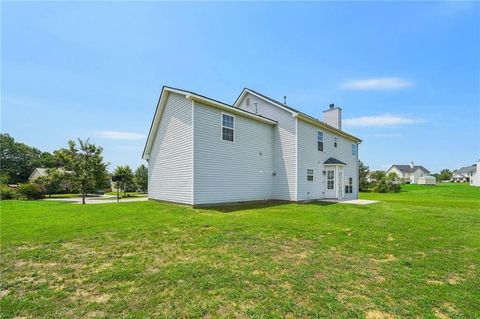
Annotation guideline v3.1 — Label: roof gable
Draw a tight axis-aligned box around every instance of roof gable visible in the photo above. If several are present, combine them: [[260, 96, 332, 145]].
[[234, 88, 362, 143], [142, 86, 277, 159]]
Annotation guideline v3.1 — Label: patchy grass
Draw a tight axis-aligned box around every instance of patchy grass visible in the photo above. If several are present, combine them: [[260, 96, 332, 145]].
[[1, 183, 479, 318]]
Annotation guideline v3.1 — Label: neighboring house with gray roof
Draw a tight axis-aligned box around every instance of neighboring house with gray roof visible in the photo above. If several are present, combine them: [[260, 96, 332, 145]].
[[143, 86, 362, 206], [386, 162, 431, 184], [452, 164, 476, 183], [28, 168, 49, 182], [28, 167, 73, 192]]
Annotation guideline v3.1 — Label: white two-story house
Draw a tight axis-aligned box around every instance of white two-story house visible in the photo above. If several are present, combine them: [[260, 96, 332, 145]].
[[386, 163, 430, 184], [142, 86, 362, 206]]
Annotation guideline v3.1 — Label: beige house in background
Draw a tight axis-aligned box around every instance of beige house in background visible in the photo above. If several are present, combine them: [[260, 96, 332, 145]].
[[386, 162, 430, 184]]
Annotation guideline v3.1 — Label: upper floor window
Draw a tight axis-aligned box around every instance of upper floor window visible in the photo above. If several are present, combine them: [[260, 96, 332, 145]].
[[307, 169, 314, 181], [246, 97, 250, 107], [222, 113, 234, 142], [334, 137, 338, 148], [352, 144, 357, 156], [317, 131, 324, 151]]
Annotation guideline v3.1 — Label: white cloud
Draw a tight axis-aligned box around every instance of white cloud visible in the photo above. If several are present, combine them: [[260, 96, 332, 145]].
[[342, 77, 413, 90], [93, 131, 145, 140], [343, 114, 424, 127]]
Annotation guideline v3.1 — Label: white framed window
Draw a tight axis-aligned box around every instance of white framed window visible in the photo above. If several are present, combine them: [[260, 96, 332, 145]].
[[345, 177, 353, 193], [327, 170, 334, 190], [352, 144, 357, 156], [317, 131, 324, 151], [221, 113, 234, 142], [307, 169, 314, 181]]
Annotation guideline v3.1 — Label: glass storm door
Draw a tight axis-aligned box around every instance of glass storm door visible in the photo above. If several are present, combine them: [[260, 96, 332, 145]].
[[325, 169, 336, 198]]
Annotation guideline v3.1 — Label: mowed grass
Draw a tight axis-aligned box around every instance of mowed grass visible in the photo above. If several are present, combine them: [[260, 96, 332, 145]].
[[1, 184, 479, 318]]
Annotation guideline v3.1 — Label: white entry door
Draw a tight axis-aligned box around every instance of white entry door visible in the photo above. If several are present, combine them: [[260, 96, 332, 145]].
[[325, 169, 336, 198]]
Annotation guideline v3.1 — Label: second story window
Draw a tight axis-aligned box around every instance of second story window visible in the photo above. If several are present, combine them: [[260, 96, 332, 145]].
[[334, 137, 337, 148], [222, 113, 234, 142], [352, 144, 357, 156], [317, 131, 324, 151]]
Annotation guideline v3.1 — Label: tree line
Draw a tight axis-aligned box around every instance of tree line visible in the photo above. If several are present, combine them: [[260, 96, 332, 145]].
[[0, 133, 147, 203]]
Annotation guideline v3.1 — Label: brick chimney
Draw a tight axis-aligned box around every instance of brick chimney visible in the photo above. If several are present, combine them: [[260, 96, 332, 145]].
[[323, 104, 342, 130]]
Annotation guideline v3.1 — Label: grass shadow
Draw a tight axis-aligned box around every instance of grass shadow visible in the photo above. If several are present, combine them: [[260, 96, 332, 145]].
[[198, 200, 337, 213]]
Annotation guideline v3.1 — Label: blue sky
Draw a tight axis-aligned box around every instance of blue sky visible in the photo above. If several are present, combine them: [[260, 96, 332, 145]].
[[2, 1, 479, 172]]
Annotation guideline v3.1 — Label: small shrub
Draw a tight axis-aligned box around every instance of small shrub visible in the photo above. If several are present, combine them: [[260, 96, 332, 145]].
[[17, 183, 45, 200], [388, 183, 401, 193], [0, 184, 16, 200]]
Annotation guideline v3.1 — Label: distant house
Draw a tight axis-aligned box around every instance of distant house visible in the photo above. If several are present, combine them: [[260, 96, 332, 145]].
[[452, 164, 476, 183], [28, 168, 49, 182], [143, 86, 362, 206], [28, 167, 73, 192], [469, 161, 480, 187], [386, 162, 431, 184]]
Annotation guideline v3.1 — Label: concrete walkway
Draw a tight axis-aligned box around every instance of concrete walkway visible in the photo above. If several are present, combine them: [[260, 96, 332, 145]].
[[320, 199, 379, 205], [44, 196, 148, 204]]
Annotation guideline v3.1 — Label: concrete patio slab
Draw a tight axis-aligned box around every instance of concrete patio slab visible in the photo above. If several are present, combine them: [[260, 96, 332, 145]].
[[319, 199, 379, 205]]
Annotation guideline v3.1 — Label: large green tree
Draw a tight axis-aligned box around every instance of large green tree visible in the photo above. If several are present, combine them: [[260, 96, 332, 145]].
[[358, 160, 370, 192], [134, 164, 148, 193], [437, 169, 453, 182], [0, 133, 58, 183], [55, 139, 110, 204], [113, 165, 135, 196]]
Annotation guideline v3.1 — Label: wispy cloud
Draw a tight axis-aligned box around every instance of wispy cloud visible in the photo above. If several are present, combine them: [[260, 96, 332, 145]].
[[344, 114, 424, 127], [342, 77, 413, 90], [93, 131, 145, 140]]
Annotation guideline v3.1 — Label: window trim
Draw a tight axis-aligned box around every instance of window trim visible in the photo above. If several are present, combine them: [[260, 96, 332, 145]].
[[327, 169, 335, 190], [317, 130, 324, 152], [221, 112, 235, 142], [307, 169, 314, 182]]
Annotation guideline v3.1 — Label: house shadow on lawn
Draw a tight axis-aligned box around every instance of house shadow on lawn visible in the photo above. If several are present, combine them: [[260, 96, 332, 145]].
[[197, 200, 336, 213]]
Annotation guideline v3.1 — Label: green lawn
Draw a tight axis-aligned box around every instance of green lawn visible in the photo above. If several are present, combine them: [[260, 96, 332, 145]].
[[1, 183, 479, 318]]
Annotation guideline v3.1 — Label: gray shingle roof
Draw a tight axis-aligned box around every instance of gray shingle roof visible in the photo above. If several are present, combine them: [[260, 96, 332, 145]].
[[389, 165, 430, 174], [324, 158, 347, 165], [453, 165, 476, 174]]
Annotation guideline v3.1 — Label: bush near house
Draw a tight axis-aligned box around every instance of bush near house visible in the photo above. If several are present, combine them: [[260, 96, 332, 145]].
[[0, 184, 16, 200], [16, 183, 45, 200]]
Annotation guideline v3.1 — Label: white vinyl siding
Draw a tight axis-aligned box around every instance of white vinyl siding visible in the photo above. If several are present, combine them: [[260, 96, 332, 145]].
[[193, 102, 274, 205], [297, 120, 359, 201], [237, 93, 297, 201], [148, 92, 193, 204]]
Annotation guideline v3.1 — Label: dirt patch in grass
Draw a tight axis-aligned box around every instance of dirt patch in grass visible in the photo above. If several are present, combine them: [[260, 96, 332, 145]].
[[446, 273, 464, 285], [365, 309, 394, 319]]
